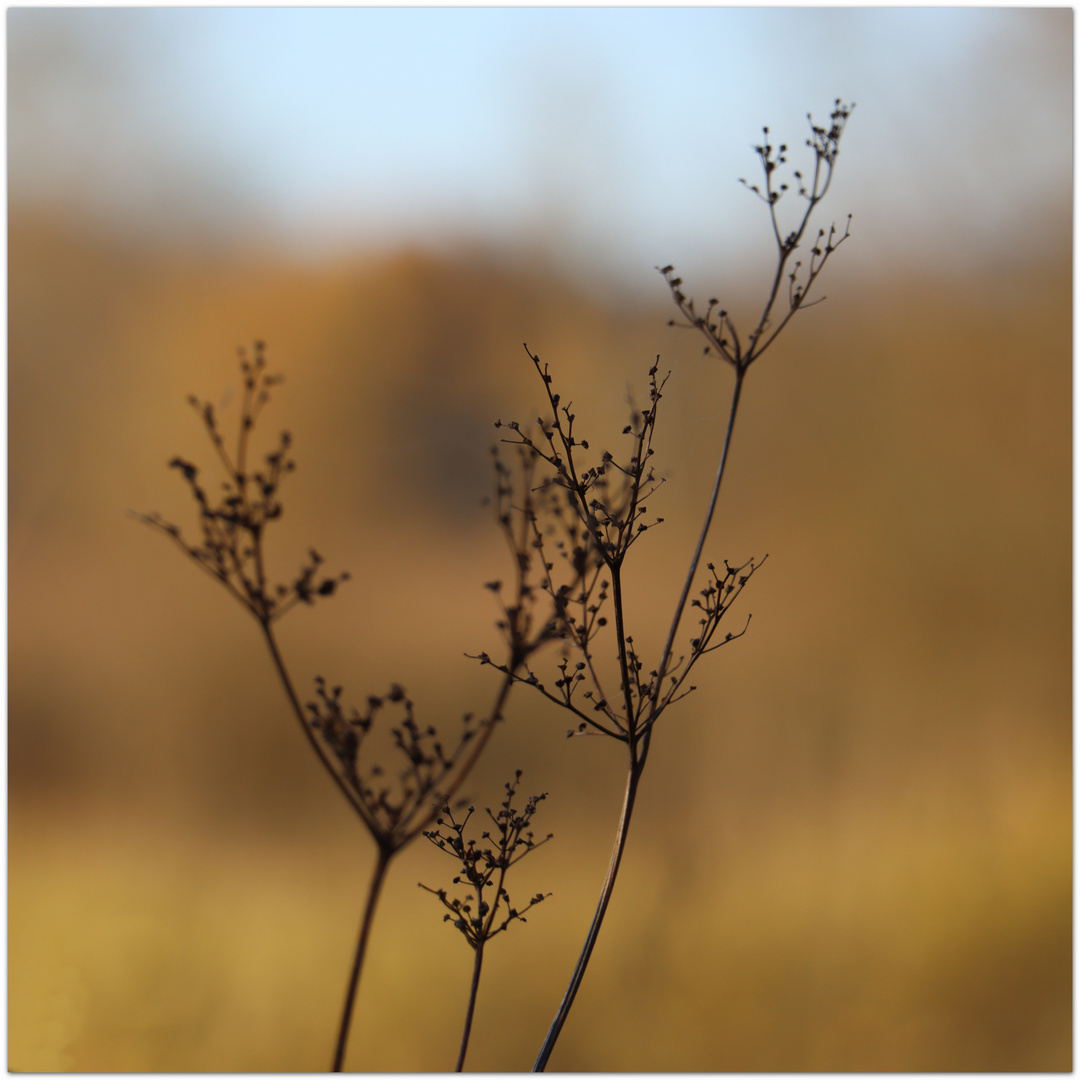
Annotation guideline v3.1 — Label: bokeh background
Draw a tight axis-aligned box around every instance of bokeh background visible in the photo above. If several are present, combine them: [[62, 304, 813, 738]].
[[8, 6, 1071, 1072]]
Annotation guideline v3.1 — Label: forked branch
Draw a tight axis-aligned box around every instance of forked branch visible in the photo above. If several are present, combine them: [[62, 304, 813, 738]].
[[530, 101, 853, 1071]]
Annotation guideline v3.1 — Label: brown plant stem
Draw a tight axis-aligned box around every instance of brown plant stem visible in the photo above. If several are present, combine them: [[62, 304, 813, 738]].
[[406, 670, 515, 845], [532, 755, 642, 1072], [649, 365, 746, 727], [257, 621, 397, 1073], [143, 347, 545, 1074], [258, 621, 374, 825], [533, 368, 746, 1071], [260, 615, 518, 1071], [329, 670, 516, 1072], [456, 945, 485, 1072], [333, 846, 394, 1072]]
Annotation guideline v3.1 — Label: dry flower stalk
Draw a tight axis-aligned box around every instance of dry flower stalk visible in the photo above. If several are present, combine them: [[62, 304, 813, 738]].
[[139, 99, 852, 1072]]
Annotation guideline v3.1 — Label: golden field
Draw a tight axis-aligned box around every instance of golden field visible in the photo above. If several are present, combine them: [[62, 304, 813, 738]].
[[8, 208, 1070, 1071]]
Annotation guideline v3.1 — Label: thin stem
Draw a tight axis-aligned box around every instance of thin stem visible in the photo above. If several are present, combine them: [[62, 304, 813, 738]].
[[258, 621, 375, 827], [131, 513, 254, 615], [532, 756, 642, 1071], [651, 366, 746, 717], [398, 669, 515, 846], [455, 945, 485, 1072], [261, 628, 518, 1068], [610, 567, 637, 730], [533, 367, 747, 1072], [332, 846, 394, 1072]]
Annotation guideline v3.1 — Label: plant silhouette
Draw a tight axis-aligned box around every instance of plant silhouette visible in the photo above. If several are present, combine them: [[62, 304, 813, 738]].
[[420, 770, 552, 1070], [137, 345, 562, 1070], [140, 98, 852, 1071]]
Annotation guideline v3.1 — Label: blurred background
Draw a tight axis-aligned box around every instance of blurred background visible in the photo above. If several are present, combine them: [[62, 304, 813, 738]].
[[8, 6, 1071, 1072]]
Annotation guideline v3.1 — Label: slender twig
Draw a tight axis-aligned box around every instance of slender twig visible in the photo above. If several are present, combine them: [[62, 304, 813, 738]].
[[645, 366, 745, 737], [332, 845, 393, 1072], [398, 671, 516, 847], [532, 755, 640, 1071], [529, 102, 852, 1070], [326, 670, 518, 1072], [532, 345, 746, 1074], [421, 774, 551, 1071], [455, 944, 485, 1072], [141, 346, 542, 1073], [260, 621, 374, 825]]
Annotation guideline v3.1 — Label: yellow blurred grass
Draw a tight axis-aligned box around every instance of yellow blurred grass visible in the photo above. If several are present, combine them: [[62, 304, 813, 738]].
[[10, 752, 1068, 1071]]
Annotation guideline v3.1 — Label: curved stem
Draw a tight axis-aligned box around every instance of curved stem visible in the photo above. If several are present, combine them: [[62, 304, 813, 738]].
[[455, 945, 485, 1072], [533, 758, 643, 1072], [333, 846, 394, 1072]]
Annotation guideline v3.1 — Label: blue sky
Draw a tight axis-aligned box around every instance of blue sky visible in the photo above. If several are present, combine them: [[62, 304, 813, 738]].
[[8, 6, 1071, 288]]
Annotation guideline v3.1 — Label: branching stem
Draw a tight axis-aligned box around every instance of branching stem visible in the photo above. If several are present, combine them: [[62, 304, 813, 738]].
[[260, 623, 517, 1071], [532, 368, 745, 1071], [528, 99, 852, 1058], [259, 621, 373, 825], [651, 366, 746, 725]]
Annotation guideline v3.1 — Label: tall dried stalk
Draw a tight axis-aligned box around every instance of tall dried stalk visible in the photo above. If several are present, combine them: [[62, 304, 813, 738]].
[[136, 345, 562, 1070], [139, 97, 853, 1073], [483, 100, 854, 1070]]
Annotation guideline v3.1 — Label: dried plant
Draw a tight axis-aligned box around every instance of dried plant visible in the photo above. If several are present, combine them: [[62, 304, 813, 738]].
[[420, 771, 552, 1070], [487, 100, 854, 1070], [136, 344, 555, 1071], [140, 98, 851, 1072]]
